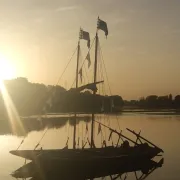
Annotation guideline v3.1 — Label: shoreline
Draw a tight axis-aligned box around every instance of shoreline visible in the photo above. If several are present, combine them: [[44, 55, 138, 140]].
[[120, 108, 180, 115]]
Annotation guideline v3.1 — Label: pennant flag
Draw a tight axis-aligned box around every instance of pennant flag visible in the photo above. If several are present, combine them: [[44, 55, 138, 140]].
[[108, 131, 113, 141], [111, 98, 114, 112], [82, 141, 87, 149], [66, 137, 69, 146], [102, 140, 106, 147], [77, 137, 80, 147], [87, 137, 91, 146], [52, 90, 56, 98], [86, 123, 88, 133], [101, 106, 104, 112], [111, 98, 114, 108], [46, 97, 52, 107], [79, 28, 90, 48], [78, 68, 83, 82], [34, 143, 40, 150], [86, 52, 91, 68], [37, 116, 42, 121], [97, 123, 102, 135], [42, 106, 47, 114], [97, 17, 108, 37], [101, 100, 104, 112]]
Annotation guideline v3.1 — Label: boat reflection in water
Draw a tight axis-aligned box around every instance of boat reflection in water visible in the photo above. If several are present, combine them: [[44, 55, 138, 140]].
[[11, 158, 163, 180]]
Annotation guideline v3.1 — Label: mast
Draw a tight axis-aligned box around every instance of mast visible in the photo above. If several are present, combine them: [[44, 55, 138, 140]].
[[91, 32, 98, 148], [73, 40, 80, 149]]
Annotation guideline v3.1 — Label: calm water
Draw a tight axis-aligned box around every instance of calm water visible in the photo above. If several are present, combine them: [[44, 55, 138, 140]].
[[0, 113, 180, 180]]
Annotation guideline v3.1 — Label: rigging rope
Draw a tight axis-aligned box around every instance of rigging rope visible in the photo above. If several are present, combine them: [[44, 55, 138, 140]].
[[99, 45, 105, 96], [99, 40, 121, 132], [16, 138, 25, 150], [66, 118, 70, 147], [84, 65, 89, 84], [34, 128, 48, 150], [99, 42, 112, 95], [79, 48, 89, 85], [70, 36, 96, 89], [56, 46, 78, 86], [19, 46, 78, 114], [97, 39, 111, 145], [16, 46, 78, 150], [33, 46, 79, 149], [81, 119, 83, 148]]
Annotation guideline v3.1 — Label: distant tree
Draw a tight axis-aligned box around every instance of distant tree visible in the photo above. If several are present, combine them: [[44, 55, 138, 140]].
[[0, 77, 124, 115], [174, 95, 180, 108], [145, 95, 158, 108], [169, 94, 172, 101], [0, 78, 67, 116], [138, 97, 145, 107], [168, 94, 173, 107], [157, 95, 169, 108]]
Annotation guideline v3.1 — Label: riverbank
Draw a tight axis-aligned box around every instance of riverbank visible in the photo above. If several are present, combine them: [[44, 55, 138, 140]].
[[121, 108, 180, 115]]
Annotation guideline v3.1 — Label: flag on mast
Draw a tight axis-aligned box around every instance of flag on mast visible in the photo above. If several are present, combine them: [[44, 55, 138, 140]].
[[46, 97, 52, 107], [78, 68, 83, 82], [79, 28, 90, 48], [86, 52, 91, 68], [97, 17, 108, 37], [86, 123, 88, 132], [97, 123, 102, 135]]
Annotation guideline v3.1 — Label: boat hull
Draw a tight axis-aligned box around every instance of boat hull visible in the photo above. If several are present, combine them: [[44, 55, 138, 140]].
[[10, 145, 161, 161]]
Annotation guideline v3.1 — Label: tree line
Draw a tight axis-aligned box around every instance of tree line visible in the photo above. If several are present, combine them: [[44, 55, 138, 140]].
[[124, 94, 180, 109], [0, 77, 124, 117], [1, 78, 179, 118]]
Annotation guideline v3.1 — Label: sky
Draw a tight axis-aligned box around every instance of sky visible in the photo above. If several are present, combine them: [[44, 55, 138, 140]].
[[0, 0, 180, 100]]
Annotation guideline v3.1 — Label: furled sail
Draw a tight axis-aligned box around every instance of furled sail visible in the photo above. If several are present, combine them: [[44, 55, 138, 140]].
[[86, 52, 91, 68], [69, 81, 104, 93]]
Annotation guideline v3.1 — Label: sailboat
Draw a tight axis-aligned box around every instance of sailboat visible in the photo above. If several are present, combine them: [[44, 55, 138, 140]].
[[10, 17, 163, 172]]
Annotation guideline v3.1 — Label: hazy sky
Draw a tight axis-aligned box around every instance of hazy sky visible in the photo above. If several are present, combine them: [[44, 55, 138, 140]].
[[0, 0, 180, 99]]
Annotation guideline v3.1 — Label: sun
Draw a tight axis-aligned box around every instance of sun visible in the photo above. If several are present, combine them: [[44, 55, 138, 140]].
[[0, 54, 15, 81]]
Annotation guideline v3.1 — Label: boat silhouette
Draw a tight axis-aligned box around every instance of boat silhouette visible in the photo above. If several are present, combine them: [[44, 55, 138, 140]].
[[10, 17, 164, 177]]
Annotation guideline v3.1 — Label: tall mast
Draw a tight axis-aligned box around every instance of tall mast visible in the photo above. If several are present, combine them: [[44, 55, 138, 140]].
[[91, 32, 98, 148], [73, 40, 80, 149]]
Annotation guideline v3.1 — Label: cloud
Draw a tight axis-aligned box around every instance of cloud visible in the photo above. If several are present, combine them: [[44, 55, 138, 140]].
[[56, 5, 79, 12]]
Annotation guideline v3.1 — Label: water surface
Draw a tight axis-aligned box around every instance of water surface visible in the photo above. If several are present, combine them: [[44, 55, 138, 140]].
[[0, 113, 180, 180]]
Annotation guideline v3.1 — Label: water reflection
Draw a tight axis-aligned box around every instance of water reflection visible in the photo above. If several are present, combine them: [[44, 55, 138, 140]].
[[1, 114, 180, 179], [1, 112, 180, 137], [0, 114, 91, 136], [12, 158, 163, 180]]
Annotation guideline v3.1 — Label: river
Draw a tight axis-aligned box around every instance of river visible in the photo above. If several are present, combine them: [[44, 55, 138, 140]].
[[0, 113, 180, 180]]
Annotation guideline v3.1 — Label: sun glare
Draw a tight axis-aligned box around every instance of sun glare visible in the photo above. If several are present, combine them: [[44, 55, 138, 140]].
[[0, 53, 24, 136], [0, 54, 15, 82]]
